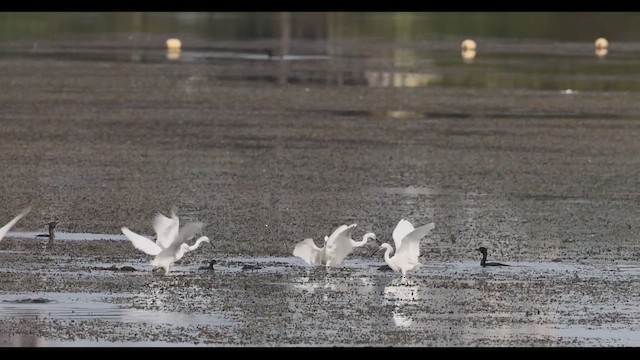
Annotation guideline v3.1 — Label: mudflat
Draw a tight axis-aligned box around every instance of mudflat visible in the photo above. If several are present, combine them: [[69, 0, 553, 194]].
[[0, 36, 639, 346]]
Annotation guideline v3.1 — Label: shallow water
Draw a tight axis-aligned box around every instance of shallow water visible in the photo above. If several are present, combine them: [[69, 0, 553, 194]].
[[2, 251, 639, 346], [7, 231, 127, 241], [0, 292, 231, 327], [0, 335, 211, 347]]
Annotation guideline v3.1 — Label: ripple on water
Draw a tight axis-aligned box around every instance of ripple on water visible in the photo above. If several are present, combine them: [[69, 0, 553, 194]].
[[6, 231, 127, 241], [0, 334, 214, 347], [0, 292, 233, 327]]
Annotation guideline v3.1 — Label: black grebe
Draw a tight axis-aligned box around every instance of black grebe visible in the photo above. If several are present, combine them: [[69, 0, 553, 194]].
[[36, 221, 57, 242], [476, 247, 510, 267], [199, 259, 217, 271]]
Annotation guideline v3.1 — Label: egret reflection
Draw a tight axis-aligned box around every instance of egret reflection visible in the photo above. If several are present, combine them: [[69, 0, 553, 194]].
[[384, 283, 420, 328]]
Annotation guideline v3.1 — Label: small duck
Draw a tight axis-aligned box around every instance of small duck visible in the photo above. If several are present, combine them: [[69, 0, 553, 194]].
[[476, 247, 510, 267]]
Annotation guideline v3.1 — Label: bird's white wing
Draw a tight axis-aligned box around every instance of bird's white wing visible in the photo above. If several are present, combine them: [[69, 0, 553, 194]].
[[153, 212, 179, 249], [325, 224, 358, 265], [293, 238, 324, 265], [327, 224, 349, 238], [170, 209, 179, 239], [397, 222, 435, 262], [392, 219, 414, 251], [121, 227, 163, 255], [0, 207, 31, 242]]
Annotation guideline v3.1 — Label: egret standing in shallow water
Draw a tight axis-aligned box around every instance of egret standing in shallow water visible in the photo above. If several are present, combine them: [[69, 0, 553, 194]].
[[375, 219, 435, 285], [121, 210, 210, 275], [293, 224, 376, 266], [0, 207, 31, 242]]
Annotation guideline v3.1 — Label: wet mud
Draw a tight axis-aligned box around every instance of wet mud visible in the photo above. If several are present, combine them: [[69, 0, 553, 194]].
[[1, 241, 638, 346]]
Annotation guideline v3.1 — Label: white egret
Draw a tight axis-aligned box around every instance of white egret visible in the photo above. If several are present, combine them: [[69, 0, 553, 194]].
[[376, 219, 435, 284], [121, 210, 210, 275], [0, 207, 31, 242], [293, 224, 376, 266]]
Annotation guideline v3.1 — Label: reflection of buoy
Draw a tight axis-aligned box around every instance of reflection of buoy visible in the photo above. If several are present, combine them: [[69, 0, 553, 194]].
[[166, 38, 182, 61], [595, 47, 608, 59], [461, 39, 477, 51], [166, 38, 182, 51], [595, 37, 608, 50], [461, 49, 477, 63], [166, 51, 181, 61]]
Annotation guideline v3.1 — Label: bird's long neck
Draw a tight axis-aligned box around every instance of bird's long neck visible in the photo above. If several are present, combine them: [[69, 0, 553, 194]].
[[187, 236, 209, 251], [353, 233, 374, 247], [175, 243, 190, 259], [383, 246, 395, 265], [48, 222, 56, 239], [480, 252, 487, 266], [48, 223, 56, 243]]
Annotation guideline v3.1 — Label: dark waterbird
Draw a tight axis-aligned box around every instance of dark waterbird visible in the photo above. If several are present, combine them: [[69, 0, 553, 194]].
[[36, 221, 58, 242], [476, 247, 510, 267], [199, 259, 217, 271]]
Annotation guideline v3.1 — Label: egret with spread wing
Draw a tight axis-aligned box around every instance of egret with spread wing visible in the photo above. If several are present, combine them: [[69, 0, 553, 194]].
[[293, 224, 376, 266], [121, 210, 209, 275], [375, 219, 435, 284]]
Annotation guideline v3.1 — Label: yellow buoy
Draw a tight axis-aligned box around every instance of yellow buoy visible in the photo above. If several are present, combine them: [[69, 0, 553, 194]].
[[461, 39, 477, 51], [595, 37, 608, 50], [166, 38, 182, 51]]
